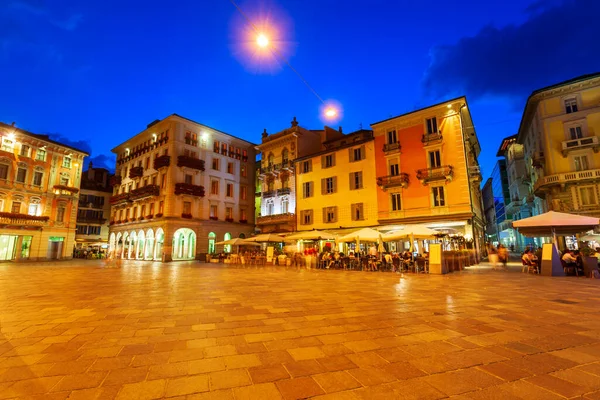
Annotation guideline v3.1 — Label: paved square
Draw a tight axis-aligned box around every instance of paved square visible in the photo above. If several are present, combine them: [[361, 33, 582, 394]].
[[0, 261, 599, 399]]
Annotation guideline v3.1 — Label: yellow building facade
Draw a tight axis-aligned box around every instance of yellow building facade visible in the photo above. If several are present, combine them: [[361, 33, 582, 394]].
[[520, 73, 600, 223], [0, 122, 87, 261], [295, 127, 378, 231]]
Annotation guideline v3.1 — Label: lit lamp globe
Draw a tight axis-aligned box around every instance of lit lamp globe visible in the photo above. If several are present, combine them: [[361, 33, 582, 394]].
[[256, 34, 269, 48]]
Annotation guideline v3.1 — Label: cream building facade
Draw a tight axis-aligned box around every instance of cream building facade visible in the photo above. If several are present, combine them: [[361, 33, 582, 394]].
[[256, 117, 322, 233], [295, 127, 378, 231], [0, 122, 87, 261], [519, 73, 600, 224], [109, 114, 256, 261]]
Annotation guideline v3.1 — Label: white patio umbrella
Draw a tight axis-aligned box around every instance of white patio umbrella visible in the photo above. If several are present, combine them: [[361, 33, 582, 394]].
[[285, 230, 338, 241], [338, 228, 381, 243], [580, 233, 600, 242], [215, 238, 260, 246], [242, 233, 289, 243], [512, 211, 599, 237], [383, 225, 438, 241]]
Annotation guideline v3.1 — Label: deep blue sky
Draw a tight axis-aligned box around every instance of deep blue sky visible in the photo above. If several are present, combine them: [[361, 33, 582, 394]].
[[1, 0, 599, 180]]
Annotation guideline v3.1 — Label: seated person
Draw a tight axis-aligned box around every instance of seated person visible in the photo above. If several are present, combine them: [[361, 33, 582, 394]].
[[522, 249, 537, 265], [561, 250, 577, 265]]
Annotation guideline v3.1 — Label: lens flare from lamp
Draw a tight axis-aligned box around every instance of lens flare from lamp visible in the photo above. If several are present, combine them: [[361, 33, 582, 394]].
[[320, 100, 343, 124], [256, 33, 269, 48]]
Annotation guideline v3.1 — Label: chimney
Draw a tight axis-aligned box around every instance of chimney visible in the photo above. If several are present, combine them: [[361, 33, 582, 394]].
[[11, 122, 15, 127], [262, 128, 268, 139], [291, 116, 298, 127], [338, 126, 343, 133]]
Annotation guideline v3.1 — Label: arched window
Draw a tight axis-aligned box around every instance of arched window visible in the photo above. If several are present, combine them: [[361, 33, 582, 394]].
[[282, 148, 289, 163], [208, 232, 216, 254], [224, 233, 232, 253], [267, 153, 274, 167], [281, 197, 289, 214], [266, 200, 274, 216], [28, 197, 41, 216]]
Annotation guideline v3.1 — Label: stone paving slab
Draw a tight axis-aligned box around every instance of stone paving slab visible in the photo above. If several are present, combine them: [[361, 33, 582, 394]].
[[0, 260, 599, 399]]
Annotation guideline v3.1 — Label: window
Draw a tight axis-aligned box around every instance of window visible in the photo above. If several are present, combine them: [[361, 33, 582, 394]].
[[56, 206, 66, 222], [267, 154, 274, 166], [349, 172, 363, 190], [281, 176, 289, 189], [303, 182, 313, 198], [226, 183, 233, 197], [35, 148, 46, 161], [387, 130, 397, 144], [1, 138, 14, 152], [266, 201, 274, 216], [212, 158, 220, 171], [221, 143, 227, 155], [62, 156, 72, 168], [267, 181, 274, 191], [579, 187, 597, 206], [211, 180, 219, 195], [569, 126, 583, 140], [240, 209, 247, 221], [301, 160, 312, 173], [574, 155, 589, 171], [350, 146, 364, 162], [565, 98, 578, 114], [183, 201, 191, 214], [432, 186, 445, 207], [301, 210, 313, 225], [161, 173, 166, 189], [152, 176, 157, 186], [0, 199, 3, 211], [241, 186, 247, 200], [351, 203, 364, 221], [322, 154, 335, 168], [214, 141, 220, 153], [426, 117, 438, 134], [33, 171, 43, 186], [60, 176, 69, 186], [226, 207, 233, 219], [159, 201, 164, 214], [227, 162, 234, 174], [140, 205, 146, 217], [0, 164, 8, 180], [210, 205, 218, 218], [322, 177, 336, 194], [20, 145, 30, 157], [145, 157, 150, 169], [429, 150, 441, 168], [323, 206, 337, 223], [11, 201, 21, 214], [149, 203, 155, 215], [282, 148, 289, 163], [390, 162, 399, 176], [240, 165, 247, 177], [391, 193, 401, 211], [16, 167, 26, 183], [185, 174, 193, 184], [281, 198, 289, 214]]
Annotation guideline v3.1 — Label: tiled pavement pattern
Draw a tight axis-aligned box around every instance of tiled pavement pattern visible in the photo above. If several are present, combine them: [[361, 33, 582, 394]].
[[0, 261, 599, 399]]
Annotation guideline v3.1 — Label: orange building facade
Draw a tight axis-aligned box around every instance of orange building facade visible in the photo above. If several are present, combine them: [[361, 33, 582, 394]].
[[372, 97, 485, 253]]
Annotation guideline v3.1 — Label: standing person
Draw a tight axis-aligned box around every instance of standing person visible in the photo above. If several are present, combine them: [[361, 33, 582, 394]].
[[498, 245, 508, 269], [488, 244, 499, 270]]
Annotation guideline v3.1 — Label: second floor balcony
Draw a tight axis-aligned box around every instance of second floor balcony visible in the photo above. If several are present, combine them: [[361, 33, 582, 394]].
[[383, 142, 401, 153], [174, 183, 205, 197], [110, 192, 131, 205], [377, 173, 409, 190], [277, 187, 291, 196], [129, 166, 144, 179], [53, 185, 79, 196], [256, 212, 295, 225], [416, 165, 453, 185], [109, 175, 122, 187], [177, 155, 205, 171], [0, 212, 49, 227], [562, 136, 600, 157], [262, 190, 276, 198], [534, 168, 600, 198], [130, 184, 160, 201], [153, 155, 170, 170], [421, 133, 443, 145]]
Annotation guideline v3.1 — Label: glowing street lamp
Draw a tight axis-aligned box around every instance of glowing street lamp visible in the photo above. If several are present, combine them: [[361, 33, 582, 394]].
[[256, 33, 269, 48], [324, 107, 337, 119]]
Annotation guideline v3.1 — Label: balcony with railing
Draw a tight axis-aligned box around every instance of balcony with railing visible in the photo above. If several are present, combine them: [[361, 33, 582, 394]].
[[256, 212, 295, 225], [562, 136, 600, 156], [281, 160, 293, 171], [534, 168, 600, 197], [53, 185, 79, 196], [277, 187, 291, 196], [421, 133, 443, 145], [0, 212, 49, 227], [377, 173, 409, 190], [130, 184, 160, 201], [262, 190, 276, 198], [177, 155, 205, 171], [154, 155, 170, 170], [109, 175, 122, 187], [174, 183, 205, 197], [110, 192, 132, 205], [416, 165, 453, 185], [383, 142, 401, 153], [129, 166, 144, 179], [532, 151, 544, 168]]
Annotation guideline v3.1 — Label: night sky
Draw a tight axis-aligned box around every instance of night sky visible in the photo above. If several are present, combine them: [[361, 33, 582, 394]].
[[1, 0, 599, 180]]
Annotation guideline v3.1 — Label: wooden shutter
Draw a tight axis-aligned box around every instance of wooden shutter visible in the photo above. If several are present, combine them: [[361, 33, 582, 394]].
[[350, 204, 356, 221], [321, 155, 326, 168], [322, 208, 327, 223], [302, 183, 307, 198], [333, 176, 337, 193], [360, 145, 365, 161], [349, 172, 353, 190], [333, 206, 338, 223], [348, 148, 354, 162], [331, 153, 336, 167], [358, 172, 363, 189], [309, 182, 313, 197], [321, 178, 326, 195], [308, 160, 312, 172], [358, 203, 363, 220]]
